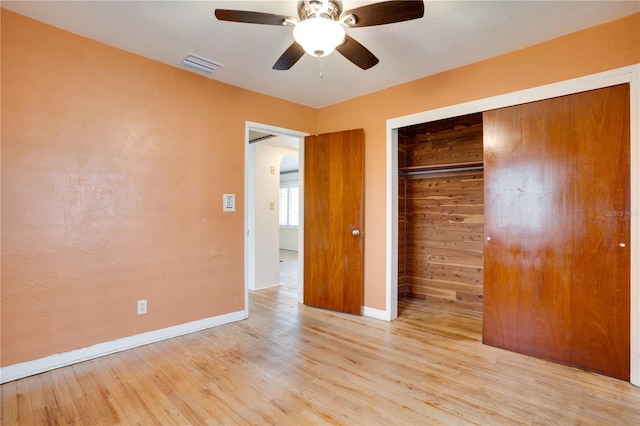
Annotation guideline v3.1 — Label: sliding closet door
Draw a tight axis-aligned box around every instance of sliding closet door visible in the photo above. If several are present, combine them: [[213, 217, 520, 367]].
[[483, 84, 630, 380]]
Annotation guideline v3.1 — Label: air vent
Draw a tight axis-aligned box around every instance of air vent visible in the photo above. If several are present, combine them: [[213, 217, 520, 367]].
[[179, 53, 225, 75]]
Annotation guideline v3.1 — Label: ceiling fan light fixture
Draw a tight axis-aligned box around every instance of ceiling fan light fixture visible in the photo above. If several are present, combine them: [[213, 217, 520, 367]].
[[293, 18, 345, 57]]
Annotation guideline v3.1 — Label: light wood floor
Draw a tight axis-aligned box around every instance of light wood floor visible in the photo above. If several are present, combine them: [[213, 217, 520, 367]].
[[2, 249, 639, 425]]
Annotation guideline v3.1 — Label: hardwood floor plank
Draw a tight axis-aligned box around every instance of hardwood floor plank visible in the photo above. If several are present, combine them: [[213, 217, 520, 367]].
[[41, 368, 82, 424], [12, 379, 35, 425], [70, 362, 121, 424], [1, 381, 19, 424], [25, 375, 50, 425], [1, 250, 639, 425], [109, 351, 185, 424]]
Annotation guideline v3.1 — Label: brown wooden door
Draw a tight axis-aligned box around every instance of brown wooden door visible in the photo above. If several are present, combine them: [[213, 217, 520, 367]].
[[483, 84, 630, 380], [304, 129, 364, 315]]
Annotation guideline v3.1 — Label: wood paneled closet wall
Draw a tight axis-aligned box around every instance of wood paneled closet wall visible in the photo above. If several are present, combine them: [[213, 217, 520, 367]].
[[398, 113, 485, 310]]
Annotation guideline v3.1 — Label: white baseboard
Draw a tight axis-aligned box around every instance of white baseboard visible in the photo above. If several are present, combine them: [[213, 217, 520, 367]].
[[279, 245, 298, 251], [362, 306, 388, 321], [0, 310, 247, 384], [251, 282, 281, 291]]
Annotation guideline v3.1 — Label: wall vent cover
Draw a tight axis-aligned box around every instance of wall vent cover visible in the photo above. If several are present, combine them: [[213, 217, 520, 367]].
[[179, 53, 225, 75]]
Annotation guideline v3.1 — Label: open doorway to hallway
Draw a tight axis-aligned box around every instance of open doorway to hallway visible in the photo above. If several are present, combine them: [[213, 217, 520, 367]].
[[245, 122, 307, 307], [278, 153, 300, 295]]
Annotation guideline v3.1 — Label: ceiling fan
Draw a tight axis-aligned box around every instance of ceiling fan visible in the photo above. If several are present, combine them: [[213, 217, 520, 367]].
[[214, 1, 425, 71]]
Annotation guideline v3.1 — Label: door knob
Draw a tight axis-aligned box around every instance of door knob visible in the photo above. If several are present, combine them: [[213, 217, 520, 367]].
[[619, 242, 626, 248], [352, 229, 361, 236]]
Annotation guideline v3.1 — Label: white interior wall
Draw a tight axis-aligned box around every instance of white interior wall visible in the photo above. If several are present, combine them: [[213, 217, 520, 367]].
[[253, 142, 298, 290], [279, 228, 298, 251], [246, 144, 257, 292]]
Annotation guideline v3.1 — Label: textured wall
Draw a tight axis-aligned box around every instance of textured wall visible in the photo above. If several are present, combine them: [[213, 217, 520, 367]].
[[1, 9, 315, 366]]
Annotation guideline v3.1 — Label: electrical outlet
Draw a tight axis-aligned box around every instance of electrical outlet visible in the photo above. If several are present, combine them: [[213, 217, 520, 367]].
[[137, 299, 147, 315]]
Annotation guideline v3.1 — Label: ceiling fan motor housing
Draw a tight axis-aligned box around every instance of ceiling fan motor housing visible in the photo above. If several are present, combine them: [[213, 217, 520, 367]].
[[297, 0, 343, 21]]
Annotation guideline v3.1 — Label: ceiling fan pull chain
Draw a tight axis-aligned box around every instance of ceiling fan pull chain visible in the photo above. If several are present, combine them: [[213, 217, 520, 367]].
[[319, 55, 324, 79]]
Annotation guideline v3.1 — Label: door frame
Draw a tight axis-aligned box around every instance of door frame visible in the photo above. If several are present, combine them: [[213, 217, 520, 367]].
[[385, 64, 640, 386], [245, 122, 308, 314]]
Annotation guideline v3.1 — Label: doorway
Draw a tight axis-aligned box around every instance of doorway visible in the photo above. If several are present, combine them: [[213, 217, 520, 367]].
[[397, 113, 484, 311], [245, 122, 308, 311]]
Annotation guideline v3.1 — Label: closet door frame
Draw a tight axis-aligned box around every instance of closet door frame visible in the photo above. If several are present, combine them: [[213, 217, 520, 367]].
[[385, 64, 640, 386]]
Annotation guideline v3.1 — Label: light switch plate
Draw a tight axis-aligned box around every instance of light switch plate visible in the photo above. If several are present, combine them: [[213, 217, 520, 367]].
[[223, 193, 235, 212]]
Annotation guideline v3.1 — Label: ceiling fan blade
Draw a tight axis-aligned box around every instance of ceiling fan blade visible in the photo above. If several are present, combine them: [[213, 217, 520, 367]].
[[336, 35, 379, 70], [214, 9, 293, 26], [341, 1, 425, 27], [273, 43, 305, 70]]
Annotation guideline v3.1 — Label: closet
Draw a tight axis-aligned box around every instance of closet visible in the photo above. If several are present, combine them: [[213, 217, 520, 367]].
[[398, 84, 631, 381], [398, 113, 485, 310]]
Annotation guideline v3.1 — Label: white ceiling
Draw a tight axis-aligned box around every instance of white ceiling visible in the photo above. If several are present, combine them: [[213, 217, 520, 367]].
[[3, 1, 639, 108]]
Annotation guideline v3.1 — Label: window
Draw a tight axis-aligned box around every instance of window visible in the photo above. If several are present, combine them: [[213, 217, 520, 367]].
[[279, 185, 299, 227]]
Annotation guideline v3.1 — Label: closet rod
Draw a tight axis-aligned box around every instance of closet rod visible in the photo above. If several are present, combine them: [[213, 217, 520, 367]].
[[399, 165, 483, 177]]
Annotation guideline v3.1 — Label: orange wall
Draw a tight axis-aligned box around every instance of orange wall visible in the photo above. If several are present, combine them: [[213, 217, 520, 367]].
[[0, 9, 316, 366], [316, 12, 640, 310]]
